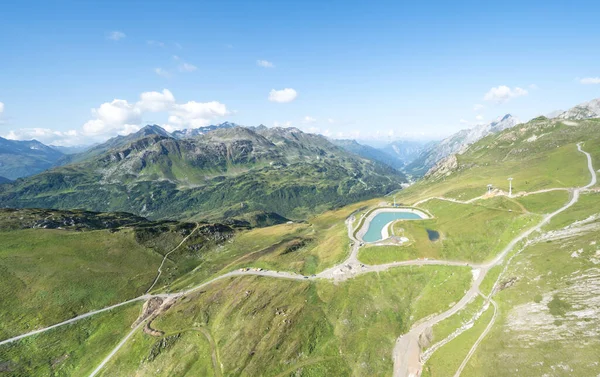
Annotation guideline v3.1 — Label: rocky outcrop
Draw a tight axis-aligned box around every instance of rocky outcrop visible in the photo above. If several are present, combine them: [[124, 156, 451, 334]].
[[424, 154, 459, 179], [557, 98, 600, 120]]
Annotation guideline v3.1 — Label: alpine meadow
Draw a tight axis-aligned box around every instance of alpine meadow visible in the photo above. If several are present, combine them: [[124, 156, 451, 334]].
[[2, 1, 600, 377]]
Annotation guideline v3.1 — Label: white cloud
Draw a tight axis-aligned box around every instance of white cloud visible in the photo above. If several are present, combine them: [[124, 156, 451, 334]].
[[81, 99, 142, 137], [168, 101, 229, 128], [327, 118, 335, 124], [179, 62, 197, 72], [6, 128, 79, 146], [0, 102, 4, 114], [147, 40, 165, 47], [4, 89, 228, 146], [107, 31, 126, 41], [91, 99, 142, 128], [269, 88, 297, 103], [476, 115, 484, 121], [160, 124, 180, 133], [257, 60, 275, 68], [473, 104, 484, 111], [580, 77, 600, 85], [483, 85, 528, 103], [154, 68, 171, 78], [529, 84, 539, 90], [137, 89, 175, 112], [303, 116, 316, 123], [460, 118, 469, 125]]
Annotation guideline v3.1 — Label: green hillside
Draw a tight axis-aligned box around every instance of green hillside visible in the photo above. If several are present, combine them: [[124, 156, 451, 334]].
[[397, 117, 600, 205], [0, 208, 238, 339], [98, 267, 472, 377], [0, 126, 405, 222]]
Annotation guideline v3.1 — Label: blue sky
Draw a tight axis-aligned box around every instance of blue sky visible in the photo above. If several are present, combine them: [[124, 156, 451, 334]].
[[1, 0, 600, 145]]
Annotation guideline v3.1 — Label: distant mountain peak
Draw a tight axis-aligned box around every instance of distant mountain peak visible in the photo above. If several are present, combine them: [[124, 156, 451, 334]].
[[545, 110, 564, 119], [1, 123, 407, 221], [405, 114, 520, 177], [139, 124, 171, 137], [489, 114, 519, 130], [217, 121, 239, 127], [171, 122, 239, 139], [557, 98, 600, 120], [0, 137, 64, 179]]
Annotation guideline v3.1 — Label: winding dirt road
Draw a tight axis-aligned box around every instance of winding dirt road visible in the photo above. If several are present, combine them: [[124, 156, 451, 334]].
[[452, 297, 497, 377], [392, 143, 597, 377]]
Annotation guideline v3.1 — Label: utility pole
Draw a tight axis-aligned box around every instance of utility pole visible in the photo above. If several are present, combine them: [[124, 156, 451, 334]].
[[393, 196, 396, 207], [508, 177, 513, 197]]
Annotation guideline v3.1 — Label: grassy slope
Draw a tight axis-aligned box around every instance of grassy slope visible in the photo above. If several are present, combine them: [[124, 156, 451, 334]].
[[359, 197, 540, 263], [0, 229, 162, 339], [0, 303, 140, 376], [397, 142, 588, 205], [422, 305, 494, 377], [0, 215, 237, 340], [397, 118, 600, 206], [543, 191, 600, 231], [99, 266, 471, 377], [460, 230, 600, 376], [0, 198, 372, 342], [429, 296, 485, 345], [514, 190, 570, 214], [425, 194, 600, 376], [168, 199, 380, 292]]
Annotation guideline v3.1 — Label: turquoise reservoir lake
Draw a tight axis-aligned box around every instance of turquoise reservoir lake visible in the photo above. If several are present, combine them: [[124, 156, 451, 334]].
[[362, 211, 424, 242]]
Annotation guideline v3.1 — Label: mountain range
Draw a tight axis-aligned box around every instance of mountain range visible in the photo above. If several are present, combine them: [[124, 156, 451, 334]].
[[406, 97, 600, 177], [0, 137, 64, 180], [332, 139, 408, 170], [405, 114, 520, 177], [2, 96, 599, 218], [556, 98, 600, 120], [171, 121, 238, 139], [0, 125, 405, 221], [380, 140, 427, 166]]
